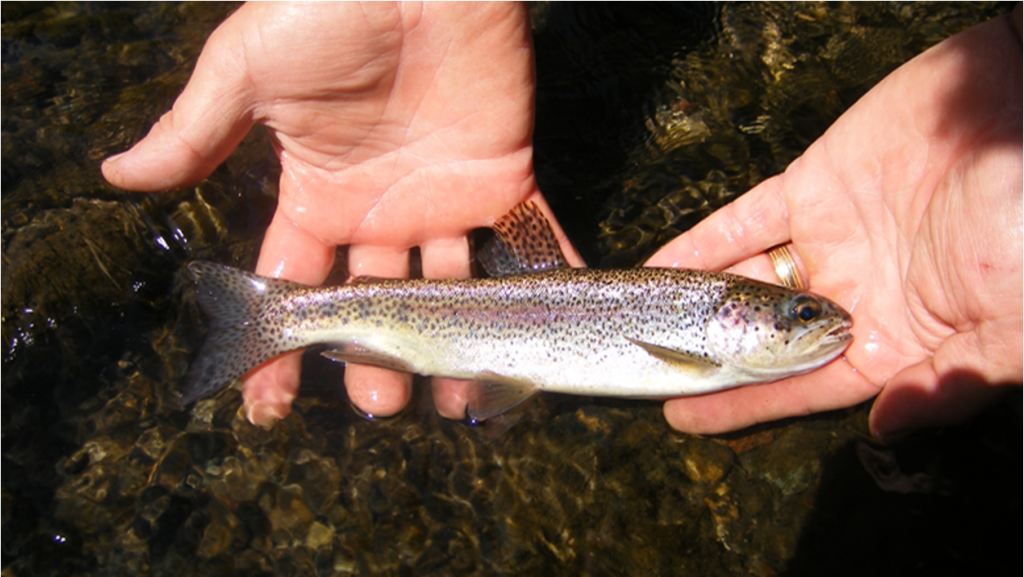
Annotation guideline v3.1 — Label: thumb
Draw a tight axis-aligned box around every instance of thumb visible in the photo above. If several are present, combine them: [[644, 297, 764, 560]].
[[869, 334, 1017, 443], [102, 20, 255, 192]]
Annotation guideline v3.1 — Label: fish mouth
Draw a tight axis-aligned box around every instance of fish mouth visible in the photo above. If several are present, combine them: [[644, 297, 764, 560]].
[[792, 322, 852, 356], [817, 323, 854, 353], [826, 324, 853, 341]]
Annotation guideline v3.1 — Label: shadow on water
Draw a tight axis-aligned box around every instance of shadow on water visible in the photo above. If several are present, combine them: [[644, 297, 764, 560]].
[[531, 2, 719, 266], [2, 2, 1019, 576], [783, 386, 1022, 577]]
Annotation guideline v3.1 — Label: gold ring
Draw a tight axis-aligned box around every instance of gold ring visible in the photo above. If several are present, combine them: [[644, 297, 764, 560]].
[[768, 245, 806, 290]]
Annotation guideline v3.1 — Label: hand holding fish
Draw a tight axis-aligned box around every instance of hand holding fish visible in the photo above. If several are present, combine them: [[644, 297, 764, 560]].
[[101, 2, 582, 424], [649, 10, 1023, 442], [107, 3, 1019, 442]]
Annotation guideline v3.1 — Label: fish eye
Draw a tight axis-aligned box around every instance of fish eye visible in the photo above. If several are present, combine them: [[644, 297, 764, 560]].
[[790, 295, 822, 323]]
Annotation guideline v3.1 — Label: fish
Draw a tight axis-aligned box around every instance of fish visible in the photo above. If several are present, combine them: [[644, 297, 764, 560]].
[[181, 201, 852, 421]]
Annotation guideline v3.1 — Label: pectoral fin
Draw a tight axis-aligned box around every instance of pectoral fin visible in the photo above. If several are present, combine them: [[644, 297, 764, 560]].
[[626, 337, 721, 377], [320, 344, 416, 373], [466, 372, 539, 421]]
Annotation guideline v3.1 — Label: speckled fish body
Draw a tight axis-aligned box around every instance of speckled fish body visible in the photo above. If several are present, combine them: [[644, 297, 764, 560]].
[[182, 260, 852, 419], [182, 201, 852, 418]]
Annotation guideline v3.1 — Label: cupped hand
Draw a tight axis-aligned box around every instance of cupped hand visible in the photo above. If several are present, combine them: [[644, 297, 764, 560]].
[[102, 2, 582, 425], [648, 11, 1022, 442]]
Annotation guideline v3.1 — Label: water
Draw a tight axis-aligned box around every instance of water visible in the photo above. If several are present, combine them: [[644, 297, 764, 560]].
[[2, 2, 1018, 575]]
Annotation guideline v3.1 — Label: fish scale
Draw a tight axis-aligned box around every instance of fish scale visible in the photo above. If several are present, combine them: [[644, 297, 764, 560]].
[[182, 201, 852, 420]]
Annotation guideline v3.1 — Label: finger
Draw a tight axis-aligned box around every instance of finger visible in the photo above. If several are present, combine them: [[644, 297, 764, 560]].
[[720, 250, 791, 285], [345, 364, 414, 418], [242, 352, 303, 427], [255, 210, 336, 282], [663, 359, 876, 434], [645, 175, 790, 270], [241, 210, 336, 425], [870, 363, 1012, 444], [432, 378, 471, 420], [870, 330, 1021, 444], [347, 244, 409, 279], [420, 236, 471, 279], [722, 244, 822, 296], [102, 15, 254, 192], [343, 244, 414, 417]]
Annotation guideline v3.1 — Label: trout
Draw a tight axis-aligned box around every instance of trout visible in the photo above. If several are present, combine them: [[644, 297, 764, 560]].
[[182, 202, 852, 420]]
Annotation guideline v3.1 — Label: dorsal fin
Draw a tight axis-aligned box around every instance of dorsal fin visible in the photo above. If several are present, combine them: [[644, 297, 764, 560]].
[[478, 201, 569, 277]]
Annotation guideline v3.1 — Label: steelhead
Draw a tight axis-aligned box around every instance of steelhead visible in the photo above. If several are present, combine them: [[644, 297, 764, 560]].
[[182, 202, 852, 420]]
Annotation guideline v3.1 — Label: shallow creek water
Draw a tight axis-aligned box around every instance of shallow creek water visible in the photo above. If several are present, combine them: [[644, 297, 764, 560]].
[[2, 3, 1019, 575]]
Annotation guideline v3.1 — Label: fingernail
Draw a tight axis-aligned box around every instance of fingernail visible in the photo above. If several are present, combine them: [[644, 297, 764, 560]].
[[246, 400, 288, 427], [872, 428, 907, 445], [872, 423, 931, 445]]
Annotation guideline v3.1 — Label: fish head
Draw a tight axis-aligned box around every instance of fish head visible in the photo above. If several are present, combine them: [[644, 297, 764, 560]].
[[705, 281, 853, 380]]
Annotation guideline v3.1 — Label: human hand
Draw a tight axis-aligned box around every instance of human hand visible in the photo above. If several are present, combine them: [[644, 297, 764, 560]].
[[648, 10, 1022, 442], [102, 2, 582, 425]]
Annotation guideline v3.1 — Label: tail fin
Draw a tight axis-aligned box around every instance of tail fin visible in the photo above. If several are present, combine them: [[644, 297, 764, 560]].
[[180, 261, 301, 405]]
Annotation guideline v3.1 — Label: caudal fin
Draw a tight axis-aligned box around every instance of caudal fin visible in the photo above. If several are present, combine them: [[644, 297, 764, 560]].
[[180, 261, 301, 405]]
